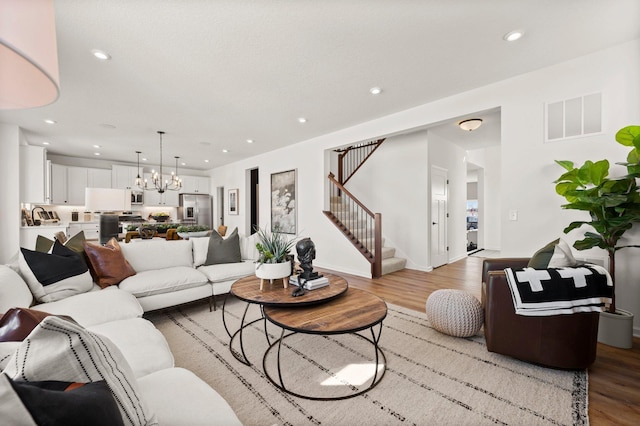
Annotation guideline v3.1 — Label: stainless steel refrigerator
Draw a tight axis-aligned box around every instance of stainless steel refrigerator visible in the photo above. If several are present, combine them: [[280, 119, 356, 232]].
[[178, 193, 213, 228]]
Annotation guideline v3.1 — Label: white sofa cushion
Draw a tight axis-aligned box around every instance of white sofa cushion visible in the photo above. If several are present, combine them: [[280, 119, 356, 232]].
[[2, 316, 157, 426], [121, 239, 194, 272], [240, 232, 259, 261], [191, 237, 209, 267], [137, 367, 241, 426], [33, 288, 143, 327], [0, 265, 33, 314], [197, 260, 256, 283], [88, 318, 174, 378], [119, 267, 208, 298]]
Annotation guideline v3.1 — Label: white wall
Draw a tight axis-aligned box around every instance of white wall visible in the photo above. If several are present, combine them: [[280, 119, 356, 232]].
[[0, 124, 22, 263], [211, 38, 640, 333], [467, 146, 501, 251], [427, 132, 468, 262], [345, 131, 429, 270]]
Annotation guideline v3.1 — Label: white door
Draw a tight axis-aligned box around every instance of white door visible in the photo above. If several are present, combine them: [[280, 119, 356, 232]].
[[431, 166, 448, 268]]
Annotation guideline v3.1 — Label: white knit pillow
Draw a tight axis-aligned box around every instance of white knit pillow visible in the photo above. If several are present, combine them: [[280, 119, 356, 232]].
[[2, 316, 157, 426]]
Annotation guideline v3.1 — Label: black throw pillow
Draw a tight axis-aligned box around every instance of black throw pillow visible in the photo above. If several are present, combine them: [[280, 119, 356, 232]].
[[20, 240, 88, 286], [8, 378, 125, 426]]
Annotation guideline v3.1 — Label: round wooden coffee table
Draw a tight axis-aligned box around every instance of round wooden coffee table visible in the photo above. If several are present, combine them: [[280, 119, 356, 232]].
[[223, 273, 348, 365], [262, 288, 387, 400]]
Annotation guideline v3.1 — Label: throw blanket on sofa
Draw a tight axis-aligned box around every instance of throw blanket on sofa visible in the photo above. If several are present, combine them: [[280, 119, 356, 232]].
[[504, 265, 613, 316]]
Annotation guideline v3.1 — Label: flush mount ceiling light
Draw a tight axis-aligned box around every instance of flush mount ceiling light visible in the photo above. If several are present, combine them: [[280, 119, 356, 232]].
[[0, 0, 60, 110], [503, 30, 524, 42], [458, 118, 483, 131]]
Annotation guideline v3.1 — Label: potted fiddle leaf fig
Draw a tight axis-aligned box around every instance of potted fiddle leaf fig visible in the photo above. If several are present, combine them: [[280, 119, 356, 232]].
[[554, 125, 640, 348]]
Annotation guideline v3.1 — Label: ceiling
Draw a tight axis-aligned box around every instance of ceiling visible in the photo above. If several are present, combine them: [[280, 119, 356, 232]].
[[1, 0, 639, 170]]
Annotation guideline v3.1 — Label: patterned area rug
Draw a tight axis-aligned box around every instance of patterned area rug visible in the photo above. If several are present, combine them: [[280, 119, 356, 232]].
[[146, 297, 588, 426]]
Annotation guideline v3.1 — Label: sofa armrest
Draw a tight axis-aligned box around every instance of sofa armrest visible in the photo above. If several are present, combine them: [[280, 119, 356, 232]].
[[481, 258, 529, 285]]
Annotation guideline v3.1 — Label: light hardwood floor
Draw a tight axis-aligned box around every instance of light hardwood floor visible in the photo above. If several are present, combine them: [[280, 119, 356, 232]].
[[327, 256, 640, 426]]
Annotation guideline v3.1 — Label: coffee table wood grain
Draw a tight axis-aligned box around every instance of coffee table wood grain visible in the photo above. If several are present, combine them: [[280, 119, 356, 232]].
[[262, 288, 388, 400], [223, 273, 349, 365]]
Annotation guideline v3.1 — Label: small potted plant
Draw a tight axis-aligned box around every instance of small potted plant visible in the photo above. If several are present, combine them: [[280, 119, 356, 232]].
[[151, 212, 170, 222], [254, 226, 296, 288], [554, 125, 640, 348], [176, 224, 210, 239]]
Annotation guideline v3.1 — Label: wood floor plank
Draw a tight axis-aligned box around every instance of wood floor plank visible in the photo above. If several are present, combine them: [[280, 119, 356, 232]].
[[320, 256, 640, 425]]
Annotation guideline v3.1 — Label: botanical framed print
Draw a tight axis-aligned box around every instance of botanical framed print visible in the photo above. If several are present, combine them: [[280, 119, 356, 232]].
[[228, 189, 239, 215], [270, 169, 296, 234]]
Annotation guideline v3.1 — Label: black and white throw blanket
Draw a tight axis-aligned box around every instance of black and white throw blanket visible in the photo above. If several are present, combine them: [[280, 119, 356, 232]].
[[504, 265, 613, 316]]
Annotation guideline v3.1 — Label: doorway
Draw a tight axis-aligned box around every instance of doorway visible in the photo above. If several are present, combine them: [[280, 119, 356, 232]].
[[430, 166, 448, 268], [250, 168, 259, 234]]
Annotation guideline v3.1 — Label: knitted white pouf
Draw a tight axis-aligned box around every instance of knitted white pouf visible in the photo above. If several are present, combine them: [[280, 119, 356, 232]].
[[425, 289, 484, 337]]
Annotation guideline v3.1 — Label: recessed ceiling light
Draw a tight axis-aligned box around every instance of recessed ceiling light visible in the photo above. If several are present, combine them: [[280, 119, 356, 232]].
[[180, 162, 186, 166], [204, 159, 209, 163], [44, 119, 56, 124], [94, 152, 101, 156], [42, 141, 50, 145], [298, 117, 307, 123], [222, 149, 229, 153], [369, 87, 382, 95], [142, 157, 147, 161], [503, 30, 524, 42], [93, 144, 101, 149], [91, 49, 111, 61], [246, 139, 254, 144]]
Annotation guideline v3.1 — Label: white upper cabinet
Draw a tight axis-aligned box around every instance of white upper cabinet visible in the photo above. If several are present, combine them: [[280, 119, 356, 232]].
[[112, 165, 139, 190], [49, 164, 112, 205], [180, 175, 210, 194], [87, 168, 112, 188], [20, 145, 48, 204]]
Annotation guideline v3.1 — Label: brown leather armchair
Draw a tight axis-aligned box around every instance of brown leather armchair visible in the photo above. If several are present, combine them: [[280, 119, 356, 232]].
[[482, 258, 600, 369]]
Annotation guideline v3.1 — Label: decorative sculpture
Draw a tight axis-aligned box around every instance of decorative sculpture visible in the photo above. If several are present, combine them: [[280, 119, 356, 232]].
[[292, 238, 323, 297]]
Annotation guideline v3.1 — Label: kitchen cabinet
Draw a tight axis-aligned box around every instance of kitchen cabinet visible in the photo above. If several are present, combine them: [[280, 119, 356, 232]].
[[20, 145, 49, 204], [50, 164, 112, 205], [180, 175, 210, 194], [68, 222, 100, 241], [20, 225, 69, 251], [112, 165, 139, 190], [87, 168, 111, 188]]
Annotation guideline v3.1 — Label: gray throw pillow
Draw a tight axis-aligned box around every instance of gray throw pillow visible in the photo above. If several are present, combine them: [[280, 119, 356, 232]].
[[204, 227, 241, 265]]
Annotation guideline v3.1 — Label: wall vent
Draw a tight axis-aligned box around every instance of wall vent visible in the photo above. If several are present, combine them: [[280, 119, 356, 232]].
[[545, 92, 602, 142]]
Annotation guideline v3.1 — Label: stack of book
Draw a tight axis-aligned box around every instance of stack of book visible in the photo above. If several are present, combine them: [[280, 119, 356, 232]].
[[289, 275, 329, 290]]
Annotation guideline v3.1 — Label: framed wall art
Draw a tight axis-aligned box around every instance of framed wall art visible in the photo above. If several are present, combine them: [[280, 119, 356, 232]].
[[270, 169, 296, 234], [228, 189, 239, 215]]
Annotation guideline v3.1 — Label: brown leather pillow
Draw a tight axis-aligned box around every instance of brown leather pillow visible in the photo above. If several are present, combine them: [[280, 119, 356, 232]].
[[83, 238, 136, 288], [0, 308, 75, 342]]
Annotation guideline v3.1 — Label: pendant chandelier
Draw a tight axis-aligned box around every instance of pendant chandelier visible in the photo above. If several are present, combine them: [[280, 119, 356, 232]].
[[136, 131, 182, 193]]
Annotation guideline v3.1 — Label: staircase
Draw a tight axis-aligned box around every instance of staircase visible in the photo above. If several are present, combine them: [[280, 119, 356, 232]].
[[323, 139, 407, 278]]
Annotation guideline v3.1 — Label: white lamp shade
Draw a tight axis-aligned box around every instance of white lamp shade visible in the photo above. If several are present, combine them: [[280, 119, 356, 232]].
[[0, 0, 60, 109], [85, 188, 132, 212]]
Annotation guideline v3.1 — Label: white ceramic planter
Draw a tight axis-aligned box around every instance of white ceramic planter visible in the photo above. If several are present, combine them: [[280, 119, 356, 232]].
[[177, 231, 209, 239], [255, 261, 291, 280], [597, 308, 634, 349]]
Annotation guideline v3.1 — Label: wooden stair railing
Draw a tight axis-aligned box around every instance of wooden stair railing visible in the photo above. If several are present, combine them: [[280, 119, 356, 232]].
[[334, 138, 385, 186], [323, 172, 382, 278]]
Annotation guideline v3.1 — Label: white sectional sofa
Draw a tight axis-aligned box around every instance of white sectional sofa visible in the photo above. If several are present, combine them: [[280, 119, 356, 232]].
[[0, 232, 258, 425], [119, 234, 258, 311]]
